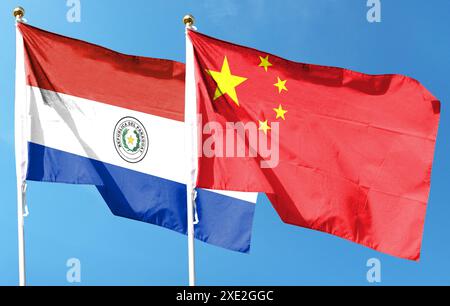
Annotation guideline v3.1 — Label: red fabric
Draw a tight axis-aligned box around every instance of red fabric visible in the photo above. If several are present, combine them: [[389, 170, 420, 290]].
[[189, 30, 441, 260], [19, 23, 185, 122]]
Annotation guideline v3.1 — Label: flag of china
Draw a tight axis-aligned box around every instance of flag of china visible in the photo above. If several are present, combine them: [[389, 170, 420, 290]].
[[188, 30, 440, 260]]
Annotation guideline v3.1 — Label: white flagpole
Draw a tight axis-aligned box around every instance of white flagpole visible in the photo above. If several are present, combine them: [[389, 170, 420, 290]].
[[183, 14, 198, 287], [14, 7, 28, 287]]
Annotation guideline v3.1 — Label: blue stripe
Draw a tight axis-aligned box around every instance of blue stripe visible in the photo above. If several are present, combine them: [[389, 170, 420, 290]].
[[26, 142, 255, 253]]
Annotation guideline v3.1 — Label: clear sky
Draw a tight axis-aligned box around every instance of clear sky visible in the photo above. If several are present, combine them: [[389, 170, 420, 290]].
[[0, 0, 449, 285]]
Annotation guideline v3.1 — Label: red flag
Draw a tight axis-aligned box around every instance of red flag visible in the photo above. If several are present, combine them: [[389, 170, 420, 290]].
[[188, 30, 441, 260]]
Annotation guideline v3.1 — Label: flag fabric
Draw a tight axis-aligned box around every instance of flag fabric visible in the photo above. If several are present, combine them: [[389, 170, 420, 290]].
[[187, 30, 441, 260], [17, 23, 257, 253]]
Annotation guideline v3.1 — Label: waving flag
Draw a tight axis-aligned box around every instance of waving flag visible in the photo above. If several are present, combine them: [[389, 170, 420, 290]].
[[187, 30, 441, 260], [16, 23, 257, 253]]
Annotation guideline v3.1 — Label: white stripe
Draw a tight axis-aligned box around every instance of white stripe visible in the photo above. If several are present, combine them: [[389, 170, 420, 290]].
[[203, 189, 258, 203], [28, 86, 257, 203]]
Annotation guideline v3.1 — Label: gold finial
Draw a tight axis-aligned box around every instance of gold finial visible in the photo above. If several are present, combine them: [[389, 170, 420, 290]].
[[13, 7, 25, 20], [183, 14, 195, 27]]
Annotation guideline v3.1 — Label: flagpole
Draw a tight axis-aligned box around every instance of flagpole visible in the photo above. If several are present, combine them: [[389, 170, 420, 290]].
[[13, 6, 28, 287], [183, 14, 198, 287]]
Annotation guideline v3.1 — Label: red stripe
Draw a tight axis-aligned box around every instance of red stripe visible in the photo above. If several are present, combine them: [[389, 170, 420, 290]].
[[19, 23, 185, 122]]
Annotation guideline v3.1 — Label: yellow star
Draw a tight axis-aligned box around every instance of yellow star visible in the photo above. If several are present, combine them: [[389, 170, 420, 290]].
[[273, 104, 288, 120], [259, 120, 271, 135], [207, 57, 247, 106], [274, 77, 288, 93], [258, 55, 272, 72], [127, 135, 135, 145]]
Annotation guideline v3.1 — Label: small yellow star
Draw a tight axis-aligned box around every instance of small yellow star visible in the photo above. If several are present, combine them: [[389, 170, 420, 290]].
[[127, 135, 135, 145], [258, 55, 272, 72], [274, 77, 288, 93], [259, 120, 271, 135], [207, 56, 248, 107], [273, 104, 288, 120]]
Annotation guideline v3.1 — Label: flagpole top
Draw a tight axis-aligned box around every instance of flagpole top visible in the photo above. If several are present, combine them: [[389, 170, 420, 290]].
[[13, 7, 25, 21], [183, 14, 195, 27]]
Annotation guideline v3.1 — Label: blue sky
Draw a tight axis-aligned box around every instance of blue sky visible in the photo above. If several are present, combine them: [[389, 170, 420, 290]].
[[1, 0, 449, 285]]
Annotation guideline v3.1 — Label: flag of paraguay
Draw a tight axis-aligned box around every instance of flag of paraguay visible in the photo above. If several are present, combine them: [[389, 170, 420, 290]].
[[15, 23, 257, 253]]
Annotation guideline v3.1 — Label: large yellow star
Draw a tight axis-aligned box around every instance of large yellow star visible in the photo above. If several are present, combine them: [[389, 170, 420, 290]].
[[274, 77, 288, 93], [127, 135, 135, 145], [273, 104, 288, 120], [259, 120, 271, 135], [258, 55, 272, 72], [207, 57, 247, 106]]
